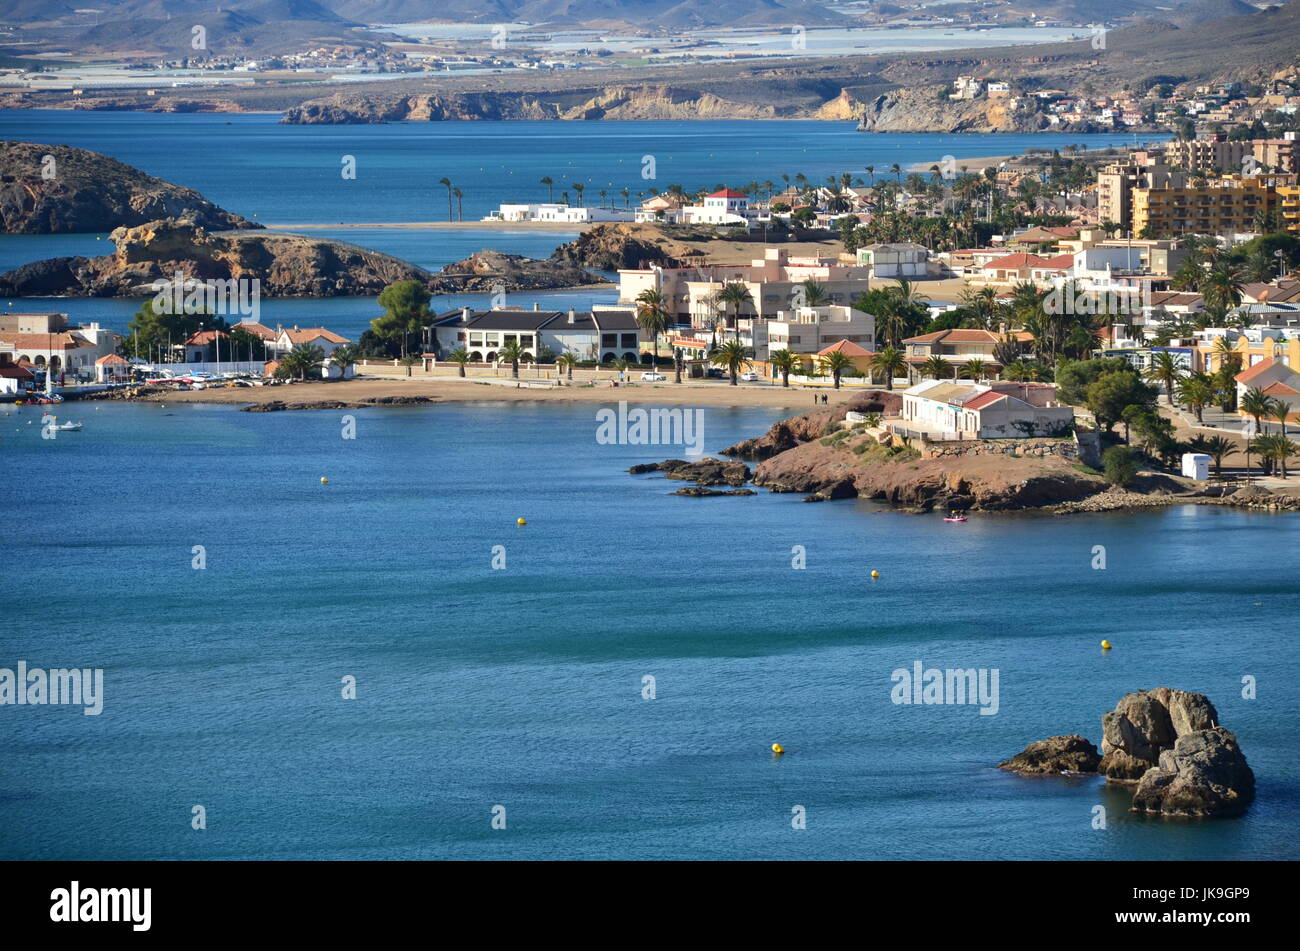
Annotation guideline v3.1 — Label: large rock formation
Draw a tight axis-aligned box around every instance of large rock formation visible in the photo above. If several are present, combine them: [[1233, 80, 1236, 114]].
[[1099, 688, 1218, 781], [722, 391, 902, 460], [629, 458, 751, 487], [0, 218, 430, 297], [1131, 727, 1256, 818], [550, 224, 683, 272], [999, 735, 1102, 775], [1, 141, 258, 234], [439, 249, 608, 292]]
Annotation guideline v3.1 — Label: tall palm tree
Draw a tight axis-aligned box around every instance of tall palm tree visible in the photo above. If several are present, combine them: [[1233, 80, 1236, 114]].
[[329, 345, 358, 380], [453, 187, 464, 222], [1270, 399, 1291, 437], [1177, 373, 1215, 423], [868, 346, 906, 390], [799, 278, 830, 307], [634, 288, 670, 374], [572, 182, 585, 208], [447, 347, 472, 377], [769, 348, 800, 388], [438, 177, 453, 221], [498, 339, 524, 379], [540, 176, 554, 202], [1240, 387, 1277, 436], [1254, 433, 1296, 478], [716, 282, 754, 341], [398, 353, 421, 377], [820, 349, 855, 389], [710, 340, 753, 386], [283, 343, 325, 381], [1144, 351, 1184, 406]]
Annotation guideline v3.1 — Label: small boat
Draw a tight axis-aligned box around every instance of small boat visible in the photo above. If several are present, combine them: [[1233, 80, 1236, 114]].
[[57, 420, 82, 431], [943, 515, 968, 522]]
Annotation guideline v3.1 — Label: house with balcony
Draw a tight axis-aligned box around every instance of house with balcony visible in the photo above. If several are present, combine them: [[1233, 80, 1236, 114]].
[[741, 304, 874, 361], [429, 308, 643, 363], [680, 189, 753, 228], [855, 243, 932, 279], [268, 327, 351, 359]]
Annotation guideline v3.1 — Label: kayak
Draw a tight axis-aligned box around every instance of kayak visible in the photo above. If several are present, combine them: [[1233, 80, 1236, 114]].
[[943, 516, 968, 522]]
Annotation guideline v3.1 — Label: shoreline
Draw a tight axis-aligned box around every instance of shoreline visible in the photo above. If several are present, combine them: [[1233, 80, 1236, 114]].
[[264, 221, 597, 231]]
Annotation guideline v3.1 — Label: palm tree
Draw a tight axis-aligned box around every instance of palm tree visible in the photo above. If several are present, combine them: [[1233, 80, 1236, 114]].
[[710, 340, 753, 385], [920, 355, 951, 380], [798, 278, 830, 307], [282, 343, 325, 381], [1200, 263, 1245, 316], [498, 339, 524, 379], [555, 351, 579, 381], [634, 288, 670, 374], [889, 163, 902, 184], [540, 176, 554, 202], [1187, 434, 1236, 475], [453, 187, 464, 222], [1177, 373, 1215, 423], [868, 346, 906, 390], [398, 353, 421, 377], [961, 358, 986, 382], [1254, 433, 1296, 478], [1240, 387, 1277, 436], [820, 349, 855, 389], [329, 345, 358, 380], [572, 182, 585, 208], [449, 347, 472, 377], [1271, 399, 1291, 437], [1001, 359, 1038, 382], [438, 177, 453, 221], [716, 282, 754, 341], [769, 348, 800, 388], [864, 165, 874, 187], [1144, 351, 1184, 405]]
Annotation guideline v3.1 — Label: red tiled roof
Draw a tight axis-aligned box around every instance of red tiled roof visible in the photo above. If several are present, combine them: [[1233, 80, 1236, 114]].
[[282, 328, 349, 344], [961, 391, 1007, 411], [185, 330, 228, 345], [96, 353, 129, 365], [0, 364, 34, 379], [1261, 381, 1300, 396], [981, 253, 1048, 270], [817, 339, 873, 357], [708, 189, 748, 199], [1037, 254, 1076, 270], [229, 321, 277, 340], [0, 332, 86, 350], [1235, 358, 1281, 383]]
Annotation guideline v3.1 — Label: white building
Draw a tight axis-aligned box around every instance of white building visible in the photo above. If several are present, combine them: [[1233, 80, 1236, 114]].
[[856, 243, 932, 279], [269, 327, 351, 358], [680, 189, 753, 228], [897, 379, 1075, 440], [483, 203, 632, 223], [742, 305, 875, 361]]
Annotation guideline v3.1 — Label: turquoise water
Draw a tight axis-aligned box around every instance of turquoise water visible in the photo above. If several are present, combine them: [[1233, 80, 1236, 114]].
[[1, 401, 1297, 859]]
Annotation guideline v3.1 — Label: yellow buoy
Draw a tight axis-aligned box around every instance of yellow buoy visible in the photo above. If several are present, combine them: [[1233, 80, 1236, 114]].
[[771, 743, 784, 755], [517, 517, 526, 526], [870, 569, 879, 579], [1101, 639, 1112, 650], [320, 477, 329, 484]]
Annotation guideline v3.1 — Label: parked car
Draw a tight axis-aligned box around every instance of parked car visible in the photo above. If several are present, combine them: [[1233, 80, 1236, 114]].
[[739, 371, 760, 382], [640, 372, 666, 382], [704, 368, 726, 379]]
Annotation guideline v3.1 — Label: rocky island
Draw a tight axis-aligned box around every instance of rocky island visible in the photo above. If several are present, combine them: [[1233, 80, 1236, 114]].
[[1, 141, 259, 235], [1001, 688, 1256, 818]]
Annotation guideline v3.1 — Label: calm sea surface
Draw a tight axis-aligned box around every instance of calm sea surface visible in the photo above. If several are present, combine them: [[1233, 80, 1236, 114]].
[[1, 401, 1297, 859]]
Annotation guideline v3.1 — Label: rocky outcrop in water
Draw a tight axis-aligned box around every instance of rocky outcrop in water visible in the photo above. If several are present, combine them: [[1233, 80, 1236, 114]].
[[630, 458, 751, 487], [1131, 727, 1256, 818], [0, 217, 429, 297], [1, 141, 258, 235], [550, 224, 683, 272], [722, 391, 902, 460], [999, 735, 1102, 775], [1099, 688, 1219, 781], [438, 249, 608, 292]]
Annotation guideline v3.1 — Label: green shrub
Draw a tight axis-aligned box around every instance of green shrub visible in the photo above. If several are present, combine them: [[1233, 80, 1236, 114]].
[[1102, 445, 1140, 487]]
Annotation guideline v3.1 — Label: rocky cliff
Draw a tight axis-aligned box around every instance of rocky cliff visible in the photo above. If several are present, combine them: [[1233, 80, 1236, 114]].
[[438, 249, 608, 291], [0, 218, 429, 297], [856, 86, 1053, 134], [1, 141, 259, 235], [550, 223, 685, 272]]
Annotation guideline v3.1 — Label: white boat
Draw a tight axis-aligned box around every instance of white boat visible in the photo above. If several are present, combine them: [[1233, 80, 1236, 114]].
[[57, 420, 82, 431]]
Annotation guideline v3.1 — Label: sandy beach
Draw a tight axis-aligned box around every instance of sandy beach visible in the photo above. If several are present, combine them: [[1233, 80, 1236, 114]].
[[135, 375, 873, 410]]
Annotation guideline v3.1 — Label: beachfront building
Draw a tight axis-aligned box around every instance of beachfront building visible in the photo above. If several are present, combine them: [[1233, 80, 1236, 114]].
[[741, 305, 874, 362], [428, 308, 644, 363], [268, 327, 351, 359], [679, 189, 753, 228], [618, 247, 872, 330], [902, 328, 1034, 377], [0, 321, 119, 382], [0, 360, 35, 395], [94, 353, 132, 383], [635, 193, 688, 224], [896, 380, 1075, 440], [855, 243, 932, 279], [482, 203, 632, 223]]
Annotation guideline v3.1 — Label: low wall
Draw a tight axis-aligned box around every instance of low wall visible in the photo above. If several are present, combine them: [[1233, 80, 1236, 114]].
[[919, 437, 1080, 461]]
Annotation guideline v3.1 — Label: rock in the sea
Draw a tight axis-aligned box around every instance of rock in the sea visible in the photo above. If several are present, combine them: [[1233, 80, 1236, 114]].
[[629, 458, 749, 486], [999, 735, 1101, 775], [1099, 688, 1219, 782], [1, 140, 258, 234], [672, 486, 756, 497], [1130, 727, 1255, 818]]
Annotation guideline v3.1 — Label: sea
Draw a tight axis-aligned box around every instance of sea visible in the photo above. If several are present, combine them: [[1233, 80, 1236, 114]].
[[1, 111, 1159, 340], [4, 112, 1291, 861]]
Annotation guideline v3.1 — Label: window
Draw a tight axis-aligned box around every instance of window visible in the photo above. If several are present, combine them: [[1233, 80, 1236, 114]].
[[621, 333, 637, 349]]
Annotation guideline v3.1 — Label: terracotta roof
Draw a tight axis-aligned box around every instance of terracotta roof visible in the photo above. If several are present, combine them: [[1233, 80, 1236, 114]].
[[707, 189, 748, 199], [96, 353, 129, 365], [961, 390, 1007, 411], [185, 330, 228, 345], [904, 329, 1029, 345], [1036, 254, 1076, 270], [817, 339, 873, 357], [982, 253, 1049, 270], [229, 321, 277, 340], [1235, 357, 1282, 383], [282, 327, 349, 344], [1261, 381, 1300, 396], [0, 364, 34, 379], [0, 332, 87, 350]]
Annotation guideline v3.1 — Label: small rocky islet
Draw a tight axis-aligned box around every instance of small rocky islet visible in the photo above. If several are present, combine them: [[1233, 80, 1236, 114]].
[[1000, 688, 1256, 819]]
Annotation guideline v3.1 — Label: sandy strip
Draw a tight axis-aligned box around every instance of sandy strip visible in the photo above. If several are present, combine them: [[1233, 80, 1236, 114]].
[[264, 221, 597, 231], [138, 376, 877, 410]]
